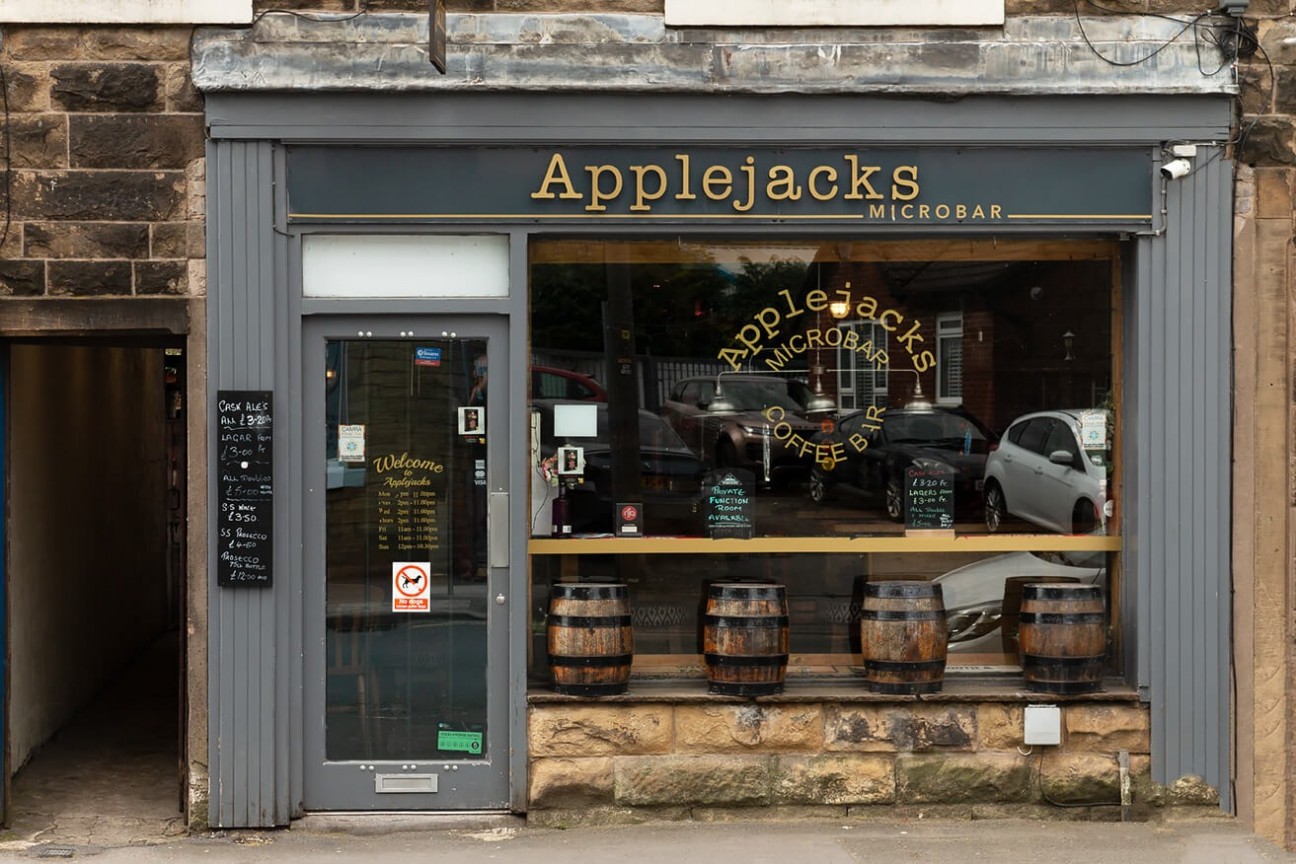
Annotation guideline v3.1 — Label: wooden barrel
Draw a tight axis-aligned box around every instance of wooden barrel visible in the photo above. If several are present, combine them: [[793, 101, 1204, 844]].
[[702, 583, 789, 696], [547, 583, 633, 696], [860, 581, 948, 694], [999, 575, 1081, 655], [1018, 584, 1106, 694]]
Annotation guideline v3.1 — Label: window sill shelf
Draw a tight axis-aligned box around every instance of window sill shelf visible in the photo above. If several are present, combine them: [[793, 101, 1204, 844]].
[[527, 676, 1138, 704], [529, 534, 1122, 555]]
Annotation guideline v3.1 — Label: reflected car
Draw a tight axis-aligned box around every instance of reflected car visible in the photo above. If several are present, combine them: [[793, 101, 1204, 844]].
[[809, 407, 998, 522], [660, 374, 819, 487], [933, 550, 1107, 653], [983, 409, 1111, 535], [531, 366, 608, 402], [532, 398, 705, 534]]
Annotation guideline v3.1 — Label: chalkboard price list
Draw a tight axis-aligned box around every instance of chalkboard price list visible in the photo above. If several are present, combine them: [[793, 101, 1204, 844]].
[[217, 390, 274, 587], [904, 464, 955, 531]]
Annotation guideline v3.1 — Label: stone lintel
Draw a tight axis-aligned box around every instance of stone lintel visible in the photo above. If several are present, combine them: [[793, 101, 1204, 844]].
[[191, 13, 1238, 96]]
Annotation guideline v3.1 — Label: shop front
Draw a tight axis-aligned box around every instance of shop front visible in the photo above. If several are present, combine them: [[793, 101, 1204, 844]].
[[197, 21, 1233, 823]]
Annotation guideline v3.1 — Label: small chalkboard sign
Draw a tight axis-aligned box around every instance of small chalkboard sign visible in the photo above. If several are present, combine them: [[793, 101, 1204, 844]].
[[702, 469, 755, 539], [904, 463, 955, 531], [217, 390, 273, 587]]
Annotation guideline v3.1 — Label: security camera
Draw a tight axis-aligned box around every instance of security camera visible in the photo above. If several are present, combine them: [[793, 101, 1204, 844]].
[[1160, 158, 1192, 180]]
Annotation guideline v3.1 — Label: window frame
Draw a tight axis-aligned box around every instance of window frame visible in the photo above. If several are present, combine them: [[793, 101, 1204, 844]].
[[935, 311, 964, 407]]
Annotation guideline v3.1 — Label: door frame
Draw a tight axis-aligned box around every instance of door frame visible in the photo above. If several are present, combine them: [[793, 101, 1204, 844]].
[[300, 314, 513, 811]]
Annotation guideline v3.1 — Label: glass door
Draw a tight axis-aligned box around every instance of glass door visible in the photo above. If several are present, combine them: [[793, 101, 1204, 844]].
[[303, 316, 509, 810]]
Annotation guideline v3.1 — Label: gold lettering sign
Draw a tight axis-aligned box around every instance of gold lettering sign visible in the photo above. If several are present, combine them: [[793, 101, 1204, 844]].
[[373, 452, 443, 554], [529, 152, 1003, 221]]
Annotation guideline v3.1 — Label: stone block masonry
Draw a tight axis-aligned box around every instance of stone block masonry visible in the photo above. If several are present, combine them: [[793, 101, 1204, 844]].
[[527, 697, 1219, 824], [0, 25, 206, 298]]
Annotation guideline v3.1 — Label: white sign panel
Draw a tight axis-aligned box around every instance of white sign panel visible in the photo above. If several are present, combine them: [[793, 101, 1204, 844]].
[[338, 424, 366, 463], [1079, 411, 1107, 450], [392, 562, 431, 613]]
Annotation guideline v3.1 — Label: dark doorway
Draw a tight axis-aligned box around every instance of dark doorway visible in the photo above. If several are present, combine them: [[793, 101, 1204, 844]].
[[3, 339, 187, 844]]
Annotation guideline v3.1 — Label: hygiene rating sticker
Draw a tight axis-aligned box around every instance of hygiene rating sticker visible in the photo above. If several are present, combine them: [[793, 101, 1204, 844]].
[[437, 730, 483, 754]]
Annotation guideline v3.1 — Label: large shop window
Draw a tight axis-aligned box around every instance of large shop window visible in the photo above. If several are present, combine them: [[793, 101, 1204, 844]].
[[528, 238, 1121, 678]]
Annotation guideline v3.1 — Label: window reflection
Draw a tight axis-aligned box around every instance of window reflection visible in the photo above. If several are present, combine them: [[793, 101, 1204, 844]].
[[527, 550, 1109, 674], [529, 239, 1116, 538]]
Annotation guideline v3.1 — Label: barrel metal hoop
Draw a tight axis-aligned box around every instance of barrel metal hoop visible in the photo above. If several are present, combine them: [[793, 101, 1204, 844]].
[[861, 609, 945, 621], [1019, 612, 1105, 625], [863, 582, 943, 599], [704, 652, 789, 667], [549, 653, 634, 667], [864, 658, 948, 672], [704, 615, 790, 628], [709, 585, 786, 600], [1022, 654, 1105, 667], [548, 614, 633, 628], [551, 583, 628, 600], [1022, 585, 1101, 600]]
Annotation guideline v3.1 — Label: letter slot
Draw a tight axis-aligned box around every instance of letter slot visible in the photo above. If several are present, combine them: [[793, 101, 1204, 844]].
[[375, 773, 438, 793]]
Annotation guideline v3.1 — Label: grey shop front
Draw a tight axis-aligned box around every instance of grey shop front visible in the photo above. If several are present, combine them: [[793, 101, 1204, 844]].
[[202, 91, 1232, 826]]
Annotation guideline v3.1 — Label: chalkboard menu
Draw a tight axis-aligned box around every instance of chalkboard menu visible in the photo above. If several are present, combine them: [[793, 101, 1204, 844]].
[[217, 390, 273, 587], [702, 469, 755, 539], [904, 464, 955, 531]]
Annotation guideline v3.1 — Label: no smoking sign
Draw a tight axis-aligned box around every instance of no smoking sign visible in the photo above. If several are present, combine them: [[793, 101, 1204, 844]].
[[392, 561, 431, 613]]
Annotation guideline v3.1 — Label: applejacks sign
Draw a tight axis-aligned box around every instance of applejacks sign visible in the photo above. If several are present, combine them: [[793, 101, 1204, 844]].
[[285, 146, 1153, 227]]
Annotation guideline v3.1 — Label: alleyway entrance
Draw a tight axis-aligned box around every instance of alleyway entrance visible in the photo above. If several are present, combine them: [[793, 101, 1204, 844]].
[[6, 632, 185, 847], [1, 340, 188, 846]]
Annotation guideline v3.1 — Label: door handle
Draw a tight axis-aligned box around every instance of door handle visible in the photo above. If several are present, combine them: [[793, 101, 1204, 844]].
[[489, 492, 509, 568]]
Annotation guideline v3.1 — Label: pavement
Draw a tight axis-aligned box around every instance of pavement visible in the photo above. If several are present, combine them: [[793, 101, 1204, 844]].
[[2, 636, 1291, 862], [0, 813, 1293, 863]]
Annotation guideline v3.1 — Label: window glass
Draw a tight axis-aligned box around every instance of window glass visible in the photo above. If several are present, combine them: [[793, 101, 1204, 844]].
[[937, 312, 964, 404], [528, 548, 1111, 679], [1044, 419, 1081, 464], [528, 238, 1120, 673], [1016, 418, 1052, 455], [530, 238, 1115, 537]]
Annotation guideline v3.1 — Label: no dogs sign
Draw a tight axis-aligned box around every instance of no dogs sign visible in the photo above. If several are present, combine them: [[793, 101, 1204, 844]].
[[392, 561, 431, 613]]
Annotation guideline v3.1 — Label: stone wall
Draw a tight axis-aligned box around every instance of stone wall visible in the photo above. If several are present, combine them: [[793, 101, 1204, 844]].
[[527, 698, 1218, 824], [0, 25, 206, 299], [1232, 0, 1296, 852], [0, 21, 209, 825]]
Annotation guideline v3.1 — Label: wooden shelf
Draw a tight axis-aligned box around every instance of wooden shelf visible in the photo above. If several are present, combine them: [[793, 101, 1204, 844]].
[[529, 533, 1122, 555]]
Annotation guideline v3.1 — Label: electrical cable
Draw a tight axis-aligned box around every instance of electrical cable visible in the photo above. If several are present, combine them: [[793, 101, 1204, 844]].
[[1073, 0, 1215, 68], [1037, 750, 1123, 808], [1071, 1, 1273, 178]]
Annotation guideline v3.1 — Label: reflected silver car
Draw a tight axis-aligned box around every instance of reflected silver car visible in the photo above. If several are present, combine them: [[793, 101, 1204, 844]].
[[934, 550, 1106, 653], [982, 409, 1111, 535]]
